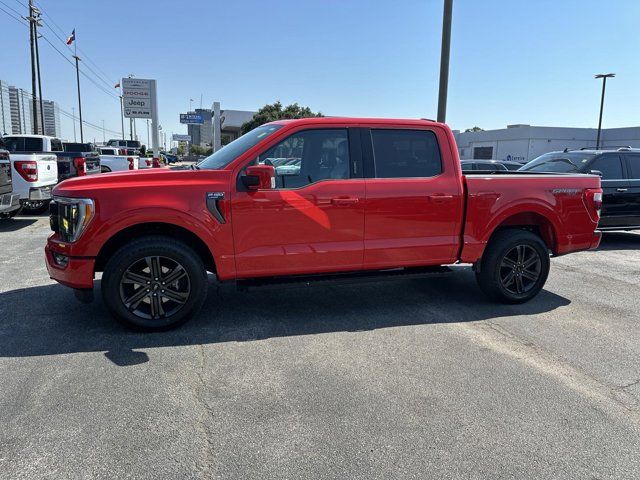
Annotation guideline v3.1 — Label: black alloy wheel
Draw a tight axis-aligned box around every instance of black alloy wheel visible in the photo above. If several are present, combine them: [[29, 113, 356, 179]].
[[119, 256, 191, 321], [498, 244, 542, 295]]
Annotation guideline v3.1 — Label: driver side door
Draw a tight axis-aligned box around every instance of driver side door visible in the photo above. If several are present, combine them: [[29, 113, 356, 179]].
[[230, 127, 365, 278]]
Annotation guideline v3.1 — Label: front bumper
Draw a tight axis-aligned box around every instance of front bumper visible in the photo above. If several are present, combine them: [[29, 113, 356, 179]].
[[0, 192, 20, 213], [45, 242, 95, 289]]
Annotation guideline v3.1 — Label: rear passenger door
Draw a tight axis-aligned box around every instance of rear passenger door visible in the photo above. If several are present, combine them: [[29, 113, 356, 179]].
[[622, 153, 640, 227], [587, 154, 628, 228], [361, 127, 464, 268]]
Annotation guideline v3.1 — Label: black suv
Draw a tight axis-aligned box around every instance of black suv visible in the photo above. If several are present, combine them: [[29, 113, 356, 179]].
[[520, 147, 640, 230]]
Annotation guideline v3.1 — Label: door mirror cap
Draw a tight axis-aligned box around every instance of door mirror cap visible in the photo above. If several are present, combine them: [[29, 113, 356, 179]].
[[243, 164, 275, 190], [590, 169, 603, 177]]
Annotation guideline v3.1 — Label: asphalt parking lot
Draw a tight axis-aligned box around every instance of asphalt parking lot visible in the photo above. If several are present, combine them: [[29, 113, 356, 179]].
[[0, 215, 639, 479]]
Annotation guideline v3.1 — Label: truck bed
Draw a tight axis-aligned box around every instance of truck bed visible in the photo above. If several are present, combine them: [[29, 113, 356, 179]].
[[460, 172, 602, 262]]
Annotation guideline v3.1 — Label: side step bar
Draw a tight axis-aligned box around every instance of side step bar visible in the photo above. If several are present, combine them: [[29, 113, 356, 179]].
[[236, 266, 452, 291]]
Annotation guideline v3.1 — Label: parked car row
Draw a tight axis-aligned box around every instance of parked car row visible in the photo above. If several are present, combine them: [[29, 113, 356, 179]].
[[0, 134, 165, 215]]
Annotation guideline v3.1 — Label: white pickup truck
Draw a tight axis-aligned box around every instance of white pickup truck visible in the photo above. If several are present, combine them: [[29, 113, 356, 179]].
[[98, 147, 139, 172], [3, 135, 58, 214]]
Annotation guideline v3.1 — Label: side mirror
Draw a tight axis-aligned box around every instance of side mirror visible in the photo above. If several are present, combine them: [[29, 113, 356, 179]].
[[243, 164, 275, 190], [590, 169, 603, 177]]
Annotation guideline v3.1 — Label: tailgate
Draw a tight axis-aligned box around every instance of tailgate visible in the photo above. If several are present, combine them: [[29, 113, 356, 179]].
[[36, 154, 58, 185], [85, 153, 101, 174]]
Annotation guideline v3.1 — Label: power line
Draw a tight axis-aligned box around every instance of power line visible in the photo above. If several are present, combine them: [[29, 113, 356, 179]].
[[34, 1, 119, 88], [0, 2, 28, 26], [36, 33, 119, 100], [38, 17, 117, 92], [0, 0, 24, 18]]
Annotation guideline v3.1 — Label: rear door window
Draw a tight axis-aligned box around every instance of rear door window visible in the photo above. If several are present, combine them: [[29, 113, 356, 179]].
[[50, 138, 63, 152], [589, 154, 624, 179], [3, 137, 25, 152], [626, 154, 640, 179], [370, 129, 442, 178]]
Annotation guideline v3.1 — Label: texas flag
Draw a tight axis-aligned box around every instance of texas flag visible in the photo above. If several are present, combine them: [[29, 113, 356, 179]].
[[66, 29, 75, 45]]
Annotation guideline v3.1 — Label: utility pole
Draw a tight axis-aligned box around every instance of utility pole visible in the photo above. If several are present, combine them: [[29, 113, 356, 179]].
[[28, 0, 39, 135], [146, 119, 150, 147], [28, 4, 45, 134], [437, 0, 453, 123], [74, 53, 83, 142], [72, 106, 76, 141], [34, 30, 45, 133], [120, 95, 125, 139], [595, 73, 615, 149]]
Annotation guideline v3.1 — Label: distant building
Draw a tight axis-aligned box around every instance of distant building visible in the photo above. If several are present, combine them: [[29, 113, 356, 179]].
[[8, 86, 32, 135], [454, 124, 640, 163], [1, 81, 61, 137], [185, 107, 255, 147], [0, 80, 12, 135], [42, 100, 61, 137]]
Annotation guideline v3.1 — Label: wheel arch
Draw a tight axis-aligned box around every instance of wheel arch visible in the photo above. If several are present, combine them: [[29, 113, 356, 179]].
[[488, 211, 557, 252], [94, 222, 217, 274]]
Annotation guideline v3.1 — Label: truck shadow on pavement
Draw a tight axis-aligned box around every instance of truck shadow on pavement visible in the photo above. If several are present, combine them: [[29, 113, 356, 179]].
[[597, 232, 640, 251], [0, 218, 37, 232], [0, 268, 571, 366]]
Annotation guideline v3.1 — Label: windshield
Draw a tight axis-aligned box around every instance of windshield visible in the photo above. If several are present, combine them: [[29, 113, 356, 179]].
[[198, 124, 283, 170], [520, 151, 596, 173]]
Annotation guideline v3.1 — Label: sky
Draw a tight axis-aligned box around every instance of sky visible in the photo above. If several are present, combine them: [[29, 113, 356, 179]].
[[1, 0, 639, 144]]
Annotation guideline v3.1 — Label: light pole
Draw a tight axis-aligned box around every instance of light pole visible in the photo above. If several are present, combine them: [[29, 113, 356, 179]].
[[595, 73, 615, 149], [437, 0, 453, 123]]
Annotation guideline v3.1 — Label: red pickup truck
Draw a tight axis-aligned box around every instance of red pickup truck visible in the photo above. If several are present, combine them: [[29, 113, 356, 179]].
[[45, 118, 602, 330]]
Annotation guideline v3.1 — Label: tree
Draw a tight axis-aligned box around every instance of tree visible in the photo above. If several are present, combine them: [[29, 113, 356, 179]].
[[465, 126, 484, 132], [241, 101, 322, 134]]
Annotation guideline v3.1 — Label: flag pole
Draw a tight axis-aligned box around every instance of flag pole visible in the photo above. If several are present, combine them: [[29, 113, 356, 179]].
[[72, 30, 84, 142]]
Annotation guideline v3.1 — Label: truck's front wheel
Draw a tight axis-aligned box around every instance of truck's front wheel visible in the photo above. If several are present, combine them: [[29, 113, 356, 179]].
[[475, 229, 550, 303], [102, 236, 208, 331]]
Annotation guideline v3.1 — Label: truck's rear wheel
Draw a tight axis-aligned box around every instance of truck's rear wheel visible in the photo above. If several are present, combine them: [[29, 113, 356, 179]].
[[475, 229, 550, 303], [102, 236, 208, 331]]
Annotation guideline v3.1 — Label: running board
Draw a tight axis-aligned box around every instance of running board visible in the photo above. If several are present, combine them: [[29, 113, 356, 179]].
[[235, 266, 452, 291]]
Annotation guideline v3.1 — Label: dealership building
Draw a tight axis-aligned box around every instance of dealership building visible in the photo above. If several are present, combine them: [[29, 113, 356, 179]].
[[453, 125, 640, 163]]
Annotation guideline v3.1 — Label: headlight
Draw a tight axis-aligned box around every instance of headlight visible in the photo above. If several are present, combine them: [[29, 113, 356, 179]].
[[50, 196, 95, 242]]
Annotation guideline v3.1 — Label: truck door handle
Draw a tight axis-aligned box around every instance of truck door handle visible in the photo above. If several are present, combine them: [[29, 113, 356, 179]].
[[616, 188, 628, 192], [427, 194, 454, 204], [331, 196, 359, 206]]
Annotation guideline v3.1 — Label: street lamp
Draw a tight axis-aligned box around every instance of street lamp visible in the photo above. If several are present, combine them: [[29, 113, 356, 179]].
[[595, 73, 615, 149]]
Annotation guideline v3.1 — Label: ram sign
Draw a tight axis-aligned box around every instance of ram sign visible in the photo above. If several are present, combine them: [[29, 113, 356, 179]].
[[122, 78, 156, 119]]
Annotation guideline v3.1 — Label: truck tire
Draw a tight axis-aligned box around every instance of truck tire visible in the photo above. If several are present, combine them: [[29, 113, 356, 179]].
[[475, 229, 550, 304], [102, 235, 208, 331]]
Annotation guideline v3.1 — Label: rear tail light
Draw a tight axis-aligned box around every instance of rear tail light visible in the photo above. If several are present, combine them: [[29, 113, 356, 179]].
[[152, 157, 160, 168], [14, 160, 38, 182], [584, 188, 603, 222], [127, 157, 134, 170], [145, 159, 151, 167], [73, 157, 86, 176]]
